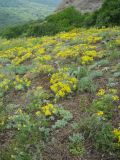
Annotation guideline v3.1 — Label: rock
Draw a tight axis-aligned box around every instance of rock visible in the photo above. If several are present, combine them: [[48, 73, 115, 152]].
[[57, 0, 103, 13]]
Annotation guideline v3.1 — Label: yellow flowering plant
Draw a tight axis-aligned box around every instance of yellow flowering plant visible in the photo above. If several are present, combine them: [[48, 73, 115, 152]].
[[50, 72, 77, 98], [115, 38, 120, 46], [31, 64, 54, 75], [112, 95, 119, 101], [57, 47, 78, 59], [97, 89, 105, 96], [91, 88, 120, 119], [13, 75, 31, 90], [81, 55, 94, 65], [0, 79, 11, 96], [97, 111, 104, 116], [113, 128, 120, 145], [42, 103, 57, 116]]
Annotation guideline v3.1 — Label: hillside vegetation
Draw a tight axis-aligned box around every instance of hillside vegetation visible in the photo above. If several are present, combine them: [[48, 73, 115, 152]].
[[0, 0, 61, 29], [1, 0, 120, 39], [0, 27, 120, 159]]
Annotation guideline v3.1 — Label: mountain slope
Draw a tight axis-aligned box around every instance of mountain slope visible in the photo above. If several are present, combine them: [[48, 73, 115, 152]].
[[0, 27, 120, 160], [0, 0, 61, 28]]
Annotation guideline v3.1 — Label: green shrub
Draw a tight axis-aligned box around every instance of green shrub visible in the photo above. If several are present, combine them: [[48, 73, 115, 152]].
[[78, 76, 97, 93], [7, 64, 33, 75], [46, 7, 84, 28], [69, 133, 86, 156], [26, 86, 50, 111], [84, 0, 120, 27], [52, 108, 73, 129], [70, 66, 88, 79], [1, 25, 26, 39], [70, 66, 99, 93], [97, 59, 110, 67], [78, 115, 118, 154], [93, 123, 116, 152], [89, 70, 103, 79], [91, 95, 114, 118], [109, 50, 120, 60], [91, 118, 116, 152], [116, 63, 120, 71]]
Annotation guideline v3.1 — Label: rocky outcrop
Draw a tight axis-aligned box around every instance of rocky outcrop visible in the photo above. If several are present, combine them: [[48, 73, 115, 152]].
[[58, 0, 103, 13]]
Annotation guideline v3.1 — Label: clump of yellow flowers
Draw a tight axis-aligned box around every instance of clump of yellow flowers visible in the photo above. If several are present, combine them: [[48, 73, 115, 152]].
[[81, 55, 93, 65], [13, 75, 31, 90], [97, 111, 104, 116], [42, 103, 57, 116], [0, 79, 10, 92], [36, 55, 52, 62], [97, 89, 105, 96], [97, 88, 119, 101], [115, 38, 120, 46], [57, 47, 78, 59], [32, 64, 54, 74], [35, 103, 57, 117], [112, 95, 119, 101], [50, 72, 77, 98], [113, 128, 120, 145]]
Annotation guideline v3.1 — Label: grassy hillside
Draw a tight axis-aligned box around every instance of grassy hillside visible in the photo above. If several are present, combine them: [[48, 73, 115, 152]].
[[1, 0, 120, 39], [0, 0, 61, 29], [0, 27, 120, 159]]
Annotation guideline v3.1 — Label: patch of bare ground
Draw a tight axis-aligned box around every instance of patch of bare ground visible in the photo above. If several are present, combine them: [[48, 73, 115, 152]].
[[112, 81, 120, 127], [95, 76, 108, 89], [42, 93, 101, 160], [0, 74, 51, 153], [31, 74, 50, 90], [0, 129, 14, 152]]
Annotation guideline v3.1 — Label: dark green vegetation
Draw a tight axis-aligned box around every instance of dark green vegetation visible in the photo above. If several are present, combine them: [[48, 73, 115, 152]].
[[84, 0, 120, 27], [0, 0, 61, 29], [1, 0, 120, 39]]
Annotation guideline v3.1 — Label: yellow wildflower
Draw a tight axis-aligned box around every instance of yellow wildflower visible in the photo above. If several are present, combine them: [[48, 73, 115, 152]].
[[81, 56, 93, 64], [42, 103, 56, 116], [97, 89, 105, 96], [97, 111, 104, 116], [58, 90, 65, 97], [16, 109, 23, 114], [113, 129, 120, 144], [44, 110, 52, 116], [0, 120, 4, 126], [50, 72, 77, 98], [116, 38, 120, 46], [35, 111, 41, 116], [112, 95, 119, 101]]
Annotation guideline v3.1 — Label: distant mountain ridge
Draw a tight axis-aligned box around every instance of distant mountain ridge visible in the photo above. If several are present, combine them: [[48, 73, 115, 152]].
[[0, 0, 60, 7], [58, 0, 103, 13], [0, 0, 61, 29]]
